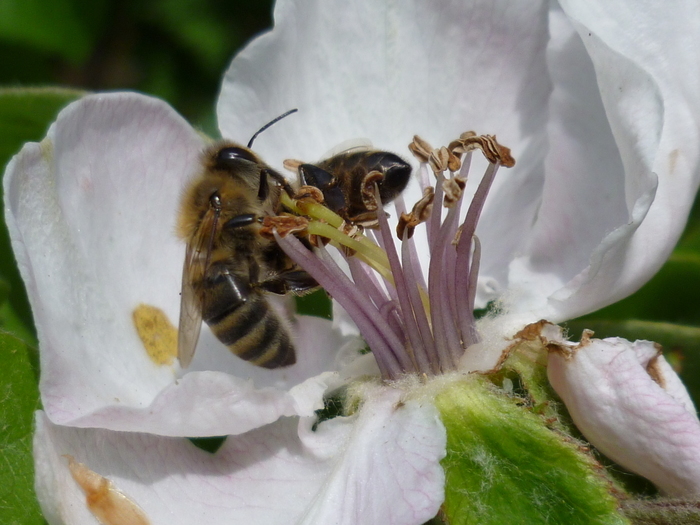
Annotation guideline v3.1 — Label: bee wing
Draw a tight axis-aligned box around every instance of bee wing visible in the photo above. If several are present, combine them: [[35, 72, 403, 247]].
[[177, 207, 218, 368], [320, 138, 372, 159]]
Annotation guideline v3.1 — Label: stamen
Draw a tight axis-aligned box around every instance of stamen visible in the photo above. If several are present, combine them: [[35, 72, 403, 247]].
[[400, 229, 440, 374], [275, 232, 406, 379], [427, 172, 444, 249], [275, 131, 515, 380], [374, 187, 423, 373]]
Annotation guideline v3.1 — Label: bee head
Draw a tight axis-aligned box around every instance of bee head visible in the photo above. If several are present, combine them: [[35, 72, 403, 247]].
[[213, 146, 259, 172]]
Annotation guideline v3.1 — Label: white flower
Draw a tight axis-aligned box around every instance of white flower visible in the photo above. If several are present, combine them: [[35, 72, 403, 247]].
[[7, 0, 700, 523]]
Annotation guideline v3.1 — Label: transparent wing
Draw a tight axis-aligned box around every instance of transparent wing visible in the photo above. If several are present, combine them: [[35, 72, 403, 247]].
[[177, 207, 218, 368]]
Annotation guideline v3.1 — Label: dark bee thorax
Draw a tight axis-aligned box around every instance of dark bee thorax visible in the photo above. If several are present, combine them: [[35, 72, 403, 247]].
[[298, 150, 411, 225]]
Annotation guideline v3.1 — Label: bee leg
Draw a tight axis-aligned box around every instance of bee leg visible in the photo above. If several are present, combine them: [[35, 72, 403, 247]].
[[257, 270, 319, 295], [260, 168, 295, 199], [298, 164, 347, 213]]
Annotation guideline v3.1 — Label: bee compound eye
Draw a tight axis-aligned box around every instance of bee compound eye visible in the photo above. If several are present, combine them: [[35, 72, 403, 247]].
[[215, 146, 257, 169]]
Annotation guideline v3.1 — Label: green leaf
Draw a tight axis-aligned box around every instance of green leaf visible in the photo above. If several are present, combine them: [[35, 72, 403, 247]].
[[435, 378, 628, 525], [579, 254, 700, 326], [144, 0, 232, 71], [0, 87, 84, 345], [0, 87, 85, 162], [0, 0, 95, 63], [0, 331, 43, 524], [296, 289, 333, 320]]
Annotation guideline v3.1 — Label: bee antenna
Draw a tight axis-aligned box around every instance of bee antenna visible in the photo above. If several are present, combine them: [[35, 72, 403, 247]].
[[247, 108, 298, 148]]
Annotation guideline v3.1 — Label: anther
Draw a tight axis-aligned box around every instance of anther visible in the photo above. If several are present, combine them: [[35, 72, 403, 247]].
[[396, 187, 435, 239], [408, 135, 433, 163], [428, 146, 451, 174], [442, 177, 466, 208], [360, 171, 385, 211], [283, 158, 304, 172], [451, 134, 515, 167], [259, 215, 309, 239], [294, 185, 326, 204]]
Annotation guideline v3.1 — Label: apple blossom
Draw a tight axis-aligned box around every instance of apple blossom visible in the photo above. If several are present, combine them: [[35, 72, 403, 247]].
[[4, 0, 700, 523]]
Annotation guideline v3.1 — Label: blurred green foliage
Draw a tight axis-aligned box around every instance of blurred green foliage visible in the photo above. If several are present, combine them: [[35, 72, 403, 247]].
[[0, 0, 274, 134]]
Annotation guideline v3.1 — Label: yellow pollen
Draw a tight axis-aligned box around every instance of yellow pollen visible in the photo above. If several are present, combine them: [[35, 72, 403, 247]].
[[132, 304, 177, 366]]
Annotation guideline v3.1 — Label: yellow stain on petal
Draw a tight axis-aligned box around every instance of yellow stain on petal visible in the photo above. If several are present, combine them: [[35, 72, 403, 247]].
[[132, 304, 178, 366], [66, 455, 152, 525]]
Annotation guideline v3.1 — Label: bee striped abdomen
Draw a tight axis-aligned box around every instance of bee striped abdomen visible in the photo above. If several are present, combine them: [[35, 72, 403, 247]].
[[201, 270, 296, 368]]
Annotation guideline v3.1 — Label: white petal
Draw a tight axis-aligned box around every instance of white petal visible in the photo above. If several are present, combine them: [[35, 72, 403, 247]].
[[35, 386, 445, 525], [4, 93, 352, 436], [548, 334, 700, 496], [219, 0, 551, 163], [513, 0, 700, 321], [219, 0, 554, 290]]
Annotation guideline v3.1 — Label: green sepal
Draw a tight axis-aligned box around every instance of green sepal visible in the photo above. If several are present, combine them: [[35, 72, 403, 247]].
[[434, 377, 628, 525]]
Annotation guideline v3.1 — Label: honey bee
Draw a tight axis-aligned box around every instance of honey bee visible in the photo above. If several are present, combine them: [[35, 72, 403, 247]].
[[177, 112, 317, 369], [296, 147, 412, 226]]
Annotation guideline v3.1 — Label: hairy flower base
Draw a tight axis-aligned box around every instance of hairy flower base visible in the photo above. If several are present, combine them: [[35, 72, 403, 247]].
[[332, 331, 630, 524], [432, 377, 625, 524], [276, 133, 516, 380]]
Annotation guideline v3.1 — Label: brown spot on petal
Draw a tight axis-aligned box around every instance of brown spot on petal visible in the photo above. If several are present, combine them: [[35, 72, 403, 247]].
[[669, 149, 680, 175], [512, 320, 551, 342], [66, 455, 151, 525], [645, 344, 666, 389], [132, 304, 177, 366]]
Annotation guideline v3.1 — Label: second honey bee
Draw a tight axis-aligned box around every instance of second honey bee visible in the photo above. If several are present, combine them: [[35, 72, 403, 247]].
[[296, 147, 412, 227], [177, 137, 317, 369]]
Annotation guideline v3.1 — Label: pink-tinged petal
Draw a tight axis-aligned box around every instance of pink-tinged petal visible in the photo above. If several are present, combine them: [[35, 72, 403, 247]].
[[514, 0, 700, 321], [548, 333, 700, 496], [4, 93, 355, 436], [35, 386, 445, 525]]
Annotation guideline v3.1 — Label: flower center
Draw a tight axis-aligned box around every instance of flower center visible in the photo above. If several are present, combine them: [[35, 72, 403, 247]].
[[273, 132, 515, 380]]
